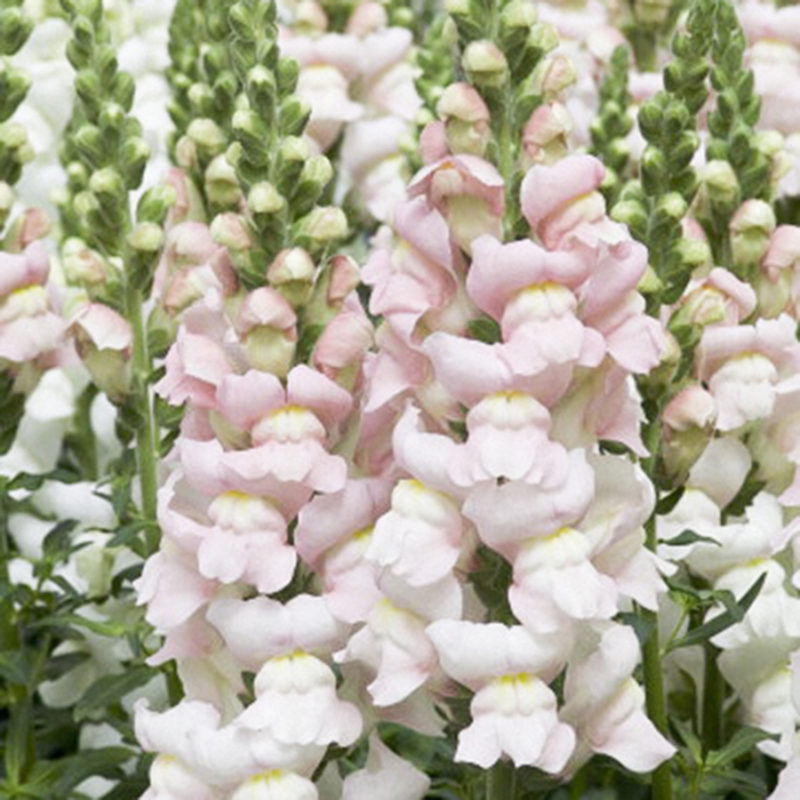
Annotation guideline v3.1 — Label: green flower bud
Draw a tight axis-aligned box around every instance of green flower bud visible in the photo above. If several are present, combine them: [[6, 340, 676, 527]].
[[247, 64, 277, 114], [74, 189, 100, 219], [187, 117, 227, 158], [137, 185, 178, 225], [127, 221, 164, 255], [501, 0, 537, 29], [675, 237, 712, 272], [98, 101, 125, 133], [637, 96, 664, 141], [232, 107, 262, 150], [120, 136, 150, 187], [702, 159, 739, 207], [0, 9, 33, 57], [295, 206, 348, 244], [277, 56, 300, 95], [175, 135, 198, 169], [280, 135, 310, 164], [89, 167, 125, 199], [293, 154, 333, 207], [247, 181, 285, 215], [280, 94, 311, 137], [640, 145, 667, 194], [204, 153, 241, 207], [610, 199, 648, 240], [730, 199, 776, 273], [0, 62, 31, 119], [62, 237, 108, 286], [268, 247, 316, 307], [188, 82, 214, 115], [462, 40, 508, 88], [67, 159, 89, 192], [528, 21, 559, 54]]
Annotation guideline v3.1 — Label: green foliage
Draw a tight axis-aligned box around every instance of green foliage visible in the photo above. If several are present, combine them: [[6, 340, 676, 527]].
[[590, 46, 634, 204]]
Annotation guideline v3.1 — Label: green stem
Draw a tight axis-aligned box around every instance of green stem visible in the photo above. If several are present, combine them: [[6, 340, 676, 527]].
[[640, 517, 673, 800], [701, 642, 724, 753], [486, 760, 516, 800], [125, 285, 159, 554]]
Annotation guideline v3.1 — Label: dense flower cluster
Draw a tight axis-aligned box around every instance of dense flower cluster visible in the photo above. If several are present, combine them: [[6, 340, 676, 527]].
[[5, 1, 800, 799]]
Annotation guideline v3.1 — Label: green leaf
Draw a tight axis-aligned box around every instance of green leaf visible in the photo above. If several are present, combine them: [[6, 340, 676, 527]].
[[74, 666, 155, 721], [656, 486, 685, 514], [666, 571, 766, 651], [0, 649, 32, 685], [27, 747, 133, 796], [42, 519, 80, 559], [660, 528, 720, 547], [705, 726, 779, 768], [670, 717, 703, 763], [30, 613, 130, 639]]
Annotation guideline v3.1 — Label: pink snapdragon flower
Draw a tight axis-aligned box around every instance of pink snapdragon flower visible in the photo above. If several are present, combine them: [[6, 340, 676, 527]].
[[426, 620, 575, 770], [561, 625, 676, 773], [0, 241, 66, 364]]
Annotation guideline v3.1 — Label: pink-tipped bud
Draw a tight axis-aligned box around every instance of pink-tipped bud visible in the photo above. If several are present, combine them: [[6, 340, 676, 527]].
[[522, 102, 572, 165], [347, 2, 387, 34]]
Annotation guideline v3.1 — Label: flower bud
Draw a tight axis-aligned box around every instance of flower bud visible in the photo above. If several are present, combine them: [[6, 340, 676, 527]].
[[701, 159, 739, 208], [267, 247, 315, 307], [137, 184, 178, 226], [462, 40, 509, 88], [295, 206, 348, 244], [0, 7, 34, 55], [73, 123, 104, 165], [730, 199, 776, 274], [62, 237, 108, 286], [3, 208, 49, 252], [528, 22, 559, 54], [501, 0, 537, 29], [280, 94, 312, 138], [531, 53, 576, 99], [71, 303, 133, 403], [204, 154, 241, 207], [296, 0, 328, 32], [210, 212, 252, 252], [522, 102, 572, 165], [120, 136, 150, 187], [175, 134, 198, 169], [662, 384, 716, 479], [187, 117, 227, 159], [247, 181, 285, 215], [280, 135, 311, 164], [347, 2, 387, 35], [89, 167, 124, 199], [238, 288, 297, 377], [437, 83, 491, 157]]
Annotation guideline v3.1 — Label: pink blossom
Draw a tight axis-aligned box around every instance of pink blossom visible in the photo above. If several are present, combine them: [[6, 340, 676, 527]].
[[561, 625, 676, 773], [366, 479, 463, 587], [236, 653, 362, 747], [335, 598, 439, 706], [426, 621, 574, 770], [341, 732, 430, 800], [134, 541, 218, 630], [520, 154, 607, 248], [206, 594, 345, 672]]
